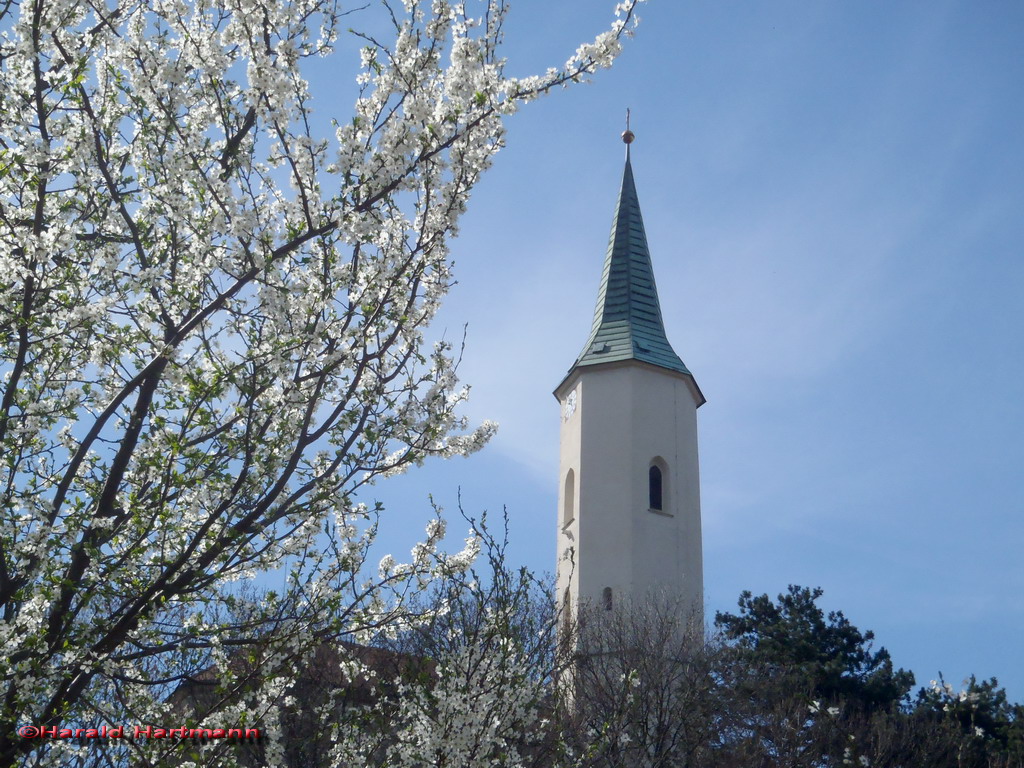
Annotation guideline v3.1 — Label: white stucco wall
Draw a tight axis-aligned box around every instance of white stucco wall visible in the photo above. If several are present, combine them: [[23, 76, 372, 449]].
[[555, 360, 703, 628]]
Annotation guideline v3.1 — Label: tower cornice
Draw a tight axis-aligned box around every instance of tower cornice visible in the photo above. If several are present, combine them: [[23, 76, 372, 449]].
[[553, 357, 705, 408]]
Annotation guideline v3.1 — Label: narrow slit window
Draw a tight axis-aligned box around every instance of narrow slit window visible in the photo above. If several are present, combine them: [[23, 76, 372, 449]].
[[649, 465, 663, 510], [562, 469, 575, 528]]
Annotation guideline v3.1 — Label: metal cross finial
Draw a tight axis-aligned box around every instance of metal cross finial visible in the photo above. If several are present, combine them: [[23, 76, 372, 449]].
[[622, 108, 635, 145]]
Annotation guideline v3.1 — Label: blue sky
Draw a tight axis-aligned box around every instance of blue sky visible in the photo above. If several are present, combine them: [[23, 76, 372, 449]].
[[346, 1, 1024, 701]]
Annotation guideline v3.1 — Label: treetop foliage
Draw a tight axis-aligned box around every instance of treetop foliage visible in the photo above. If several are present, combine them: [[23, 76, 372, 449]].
[[715, 584, 915, 711]]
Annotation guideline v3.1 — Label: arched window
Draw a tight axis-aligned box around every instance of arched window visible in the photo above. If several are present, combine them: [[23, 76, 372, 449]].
[[649, 465, 663, 511], [602, 586, 613, 611], [648, 457, 670, 513], [562, 469, 575, 528]]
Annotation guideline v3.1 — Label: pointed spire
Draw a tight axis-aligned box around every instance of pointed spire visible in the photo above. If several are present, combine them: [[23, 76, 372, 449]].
[[569, 131, 701, 398]]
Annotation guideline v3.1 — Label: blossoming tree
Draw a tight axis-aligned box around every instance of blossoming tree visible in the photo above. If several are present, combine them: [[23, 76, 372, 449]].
[[0, 0, 640, 763]]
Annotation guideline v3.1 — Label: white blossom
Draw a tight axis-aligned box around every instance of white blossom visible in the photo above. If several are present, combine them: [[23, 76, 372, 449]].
[[0, 0, 642, 763]]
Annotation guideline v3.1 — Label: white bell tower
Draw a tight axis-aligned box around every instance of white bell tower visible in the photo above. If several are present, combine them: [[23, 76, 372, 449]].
[[555, 131, 705, 630]]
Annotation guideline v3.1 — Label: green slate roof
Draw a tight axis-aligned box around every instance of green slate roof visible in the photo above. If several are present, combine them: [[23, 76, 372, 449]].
[[571, 152, 696, 379]]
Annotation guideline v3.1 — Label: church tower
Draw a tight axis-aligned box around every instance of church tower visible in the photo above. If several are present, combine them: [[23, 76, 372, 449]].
[[554, 131, 705, 628]]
